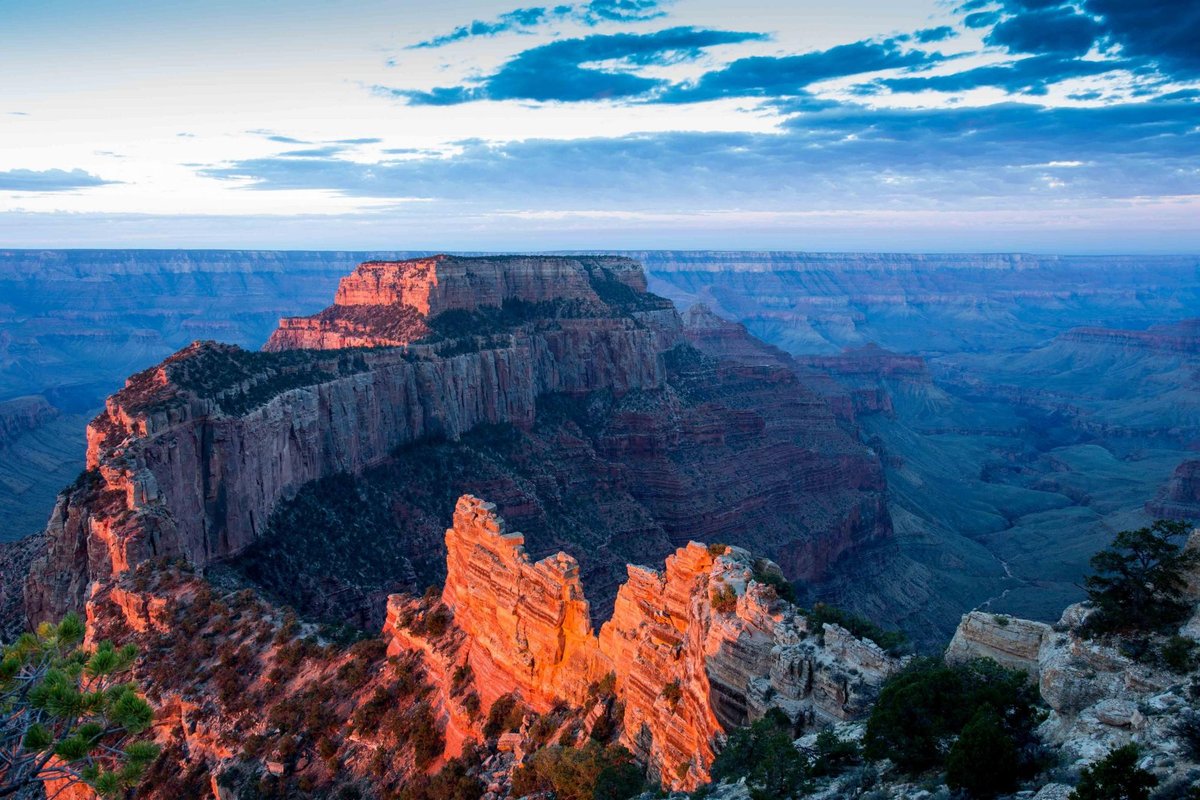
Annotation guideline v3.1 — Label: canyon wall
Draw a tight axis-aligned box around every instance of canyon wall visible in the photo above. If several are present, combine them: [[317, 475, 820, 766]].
[[26, 256, 669, 623], [388, 495, 901, 790], [29, 254, 891, 632], [1147, 460, 1200, 520]]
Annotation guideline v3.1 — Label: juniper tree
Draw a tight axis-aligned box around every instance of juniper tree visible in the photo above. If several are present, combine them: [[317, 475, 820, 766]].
[[0, 614, 159, 798], [1084, 520, 1198, 634]]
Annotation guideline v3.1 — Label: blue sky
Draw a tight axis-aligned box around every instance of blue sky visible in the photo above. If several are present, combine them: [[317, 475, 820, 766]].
[[1, 0, 1197, 251]]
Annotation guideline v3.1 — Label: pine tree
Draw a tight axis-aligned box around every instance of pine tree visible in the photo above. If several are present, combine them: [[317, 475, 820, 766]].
[[0, 614, 159, 798]]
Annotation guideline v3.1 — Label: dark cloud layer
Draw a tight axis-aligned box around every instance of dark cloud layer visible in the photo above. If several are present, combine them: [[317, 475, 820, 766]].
[[395, 0, 1199, 107], [411, 0, 665, 48], [391, 31, 942, 105], [202, 101, 1199, 210], [873, 54, 1131, 95], [394, 27, 765, 104], [657, 38, 943, 102], [985, 5, 1102, 56], [0, 168, 117, 192]]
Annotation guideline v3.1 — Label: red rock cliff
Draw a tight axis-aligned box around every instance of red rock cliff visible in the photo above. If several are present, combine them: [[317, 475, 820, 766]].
[[264, 255, 646, 351], [26, 255, 669, 623], [387, 495, 902, 791]]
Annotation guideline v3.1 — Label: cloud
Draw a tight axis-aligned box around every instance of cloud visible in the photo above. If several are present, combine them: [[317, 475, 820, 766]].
[[915, 26, 958, 43], [333, 138, 383, 145], [390, 32, 939, 106], [964, 11, 1002, 29], [954, 0, 1200, 82], [985, 5, 1102, 56], [390, 27, 765, 104], [278, 146, 346, 158], [872, 0, 1200, 99], [199, 101, 1200, 214], [1083, 0, 1200, 77], [580, 0, 665, 24], [871, 54, 1131, 95], [410, 0, 666, 49], [411, 6, 550, 48], [0, 168, 117, 192], [656, 39, 944, 103]]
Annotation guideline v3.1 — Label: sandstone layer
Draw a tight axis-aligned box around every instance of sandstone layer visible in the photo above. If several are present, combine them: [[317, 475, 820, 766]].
[[29, 255, 890, 634], [1146, 459, 1200, 520], [386, 495, 902, 791], [26, 256, 670, 622]]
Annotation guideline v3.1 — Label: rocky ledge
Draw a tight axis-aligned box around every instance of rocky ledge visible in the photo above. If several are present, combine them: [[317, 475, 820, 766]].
[[947, 531, 1200, 785], [387, 495, 902, 791]]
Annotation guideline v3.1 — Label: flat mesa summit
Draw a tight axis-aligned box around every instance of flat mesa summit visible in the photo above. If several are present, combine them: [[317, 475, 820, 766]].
[[264, 254, 654, 350]]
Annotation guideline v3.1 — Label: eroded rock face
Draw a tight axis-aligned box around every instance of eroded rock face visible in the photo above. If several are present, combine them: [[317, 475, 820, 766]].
[[0, 395, 58, 450], [945, 611, 1051, 680], [387, 495, 903, 791], [946, 538, 1200, 781], [26, 260, 666, 622], [27, 254, 890, 633], [1146, 459, 1200, 520], [264, 255, 645, 351], [440, 495, 610, 711]]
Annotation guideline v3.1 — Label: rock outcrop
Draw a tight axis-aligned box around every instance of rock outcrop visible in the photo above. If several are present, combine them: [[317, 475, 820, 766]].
[[1062, 319, 1200, 355], [1147, 459, 1200, 520], [945, 611, 1051, 680], [947, 532, 1200, 782], [0, 395, 58, 450], [386, 495, 903, 791], [26, 256, 670, 623], [265, 255, 646, 351], [28, 255, 890, 631], [439, 496, 609, 711]]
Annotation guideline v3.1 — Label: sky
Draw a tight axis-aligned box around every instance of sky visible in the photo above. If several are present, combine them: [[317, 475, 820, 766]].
[[1, 0, 1198, 252]]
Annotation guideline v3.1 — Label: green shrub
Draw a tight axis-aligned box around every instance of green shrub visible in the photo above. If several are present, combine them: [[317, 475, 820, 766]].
[[1070, 744, 1158, 800], [711, 709, 808, 800], [945, 708, 1020, 798], [863, 657, 1041, 777], [752, 559, 796, 604], [661, 680, 683, 709], [396, 743, 485, 800], [711, 584, 738, 614], [1160, 635, 1199, 674], [0, 614, 159, 799], [809, 729, 860, 777], [483, 693, 528, 739], [802, 602, 907, 655], [512, 742, 643, 800]]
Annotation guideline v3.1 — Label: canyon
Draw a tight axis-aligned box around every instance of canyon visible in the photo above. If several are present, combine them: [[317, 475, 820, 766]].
[[23, 255, 887, 631], [3, 250, 1200, 798], [646, 252, 1200, 635], [4, 249, 1199, 644], [388, 494, 899, 790], [944, 531, 1200, 786]]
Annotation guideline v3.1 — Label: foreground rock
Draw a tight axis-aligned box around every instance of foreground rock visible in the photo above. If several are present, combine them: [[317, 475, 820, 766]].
[[947, 533, 1200, 786], [387, 496, 903, 790]]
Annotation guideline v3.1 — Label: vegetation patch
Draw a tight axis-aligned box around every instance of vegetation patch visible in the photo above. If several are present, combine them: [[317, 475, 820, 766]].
[[1082, 520, 1198, 636], [864, 657, 1045, 797], [802, 602, 907, 655]]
